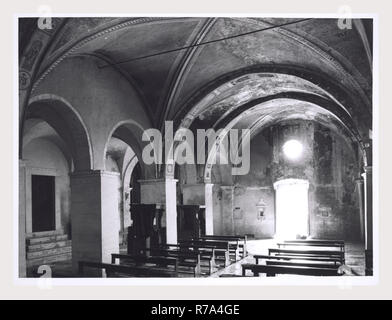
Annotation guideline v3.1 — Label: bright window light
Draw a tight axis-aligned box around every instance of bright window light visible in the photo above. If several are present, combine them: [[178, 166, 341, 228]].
[[283, 139, 303, 160], [274, 179, 309, 240]]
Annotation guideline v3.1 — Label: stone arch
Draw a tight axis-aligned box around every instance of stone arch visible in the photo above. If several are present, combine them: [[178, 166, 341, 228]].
[[103, 119, 156, 180], [24, 94, 93, 172], [165, 68, 369, 180], [202, 98, 365, 183]]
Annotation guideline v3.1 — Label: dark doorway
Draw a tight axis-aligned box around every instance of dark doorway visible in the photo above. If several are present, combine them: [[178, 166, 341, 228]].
[[32, 175, 56, 232]]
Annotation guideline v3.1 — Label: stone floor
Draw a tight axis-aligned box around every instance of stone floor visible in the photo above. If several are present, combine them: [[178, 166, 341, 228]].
[[28, 239, 365, 278], [209, 239, 366, 277]]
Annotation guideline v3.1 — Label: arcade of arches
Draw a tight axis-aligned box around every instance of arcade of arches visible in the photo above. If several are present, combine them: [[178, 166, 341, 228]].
[[18, 17, 373, 277]]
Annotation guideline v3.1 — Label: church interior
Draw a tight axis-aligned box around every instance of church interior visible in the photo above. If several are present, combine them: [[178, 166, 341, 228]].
[[18, 17, 373, 278]]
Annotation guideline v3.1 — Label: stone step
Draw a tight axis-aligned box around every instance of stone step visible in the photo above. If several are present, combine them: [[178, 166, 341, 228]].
[[27, 245, 71, 260], [26, 229, 64, 238], [27, 234, 68, 245], [27, 252, 72, 268], [27, 240, 72, 252]]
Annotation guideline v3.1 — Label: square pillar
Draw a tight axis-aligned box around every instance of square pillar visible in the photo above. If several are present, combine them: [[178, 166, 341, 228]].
[[362, 166, 373, 276], [205, 183, 214, 235], [139, 178, 178, 244], [18, 160, 27, 277], [71, 170, 120, 276], [165, 178, 178, 244], [355, 178, 365, 243]]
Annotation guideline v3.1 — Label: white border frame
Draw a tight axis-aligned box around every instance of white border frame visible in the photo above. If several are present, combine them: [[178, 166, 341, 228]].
[[14, 12, 379, 287]]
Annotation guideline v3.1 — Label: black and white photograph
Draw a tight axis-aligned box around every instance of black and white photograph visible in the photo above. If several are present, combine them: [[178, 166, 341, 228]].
[[17, 15, 375, 282]]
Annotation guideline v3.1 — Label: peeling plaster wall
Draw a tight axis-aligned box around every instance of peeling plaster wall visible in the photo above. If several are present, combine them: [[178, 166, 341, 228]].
[[207, 120, 361, 240], [31, 55, 152, 172]]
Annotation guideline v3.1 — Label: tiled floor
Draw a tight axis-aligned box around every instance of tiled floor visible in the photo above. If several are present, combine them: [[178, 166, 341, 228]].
[[209, 239, 365, 277]]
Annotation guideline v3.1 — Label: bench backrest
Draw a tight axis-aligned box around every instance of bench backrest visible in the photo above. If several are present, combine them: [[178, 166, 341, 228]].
[[242, 263, 341, 277], [180, 239, 229, 250], [139, 247, 202, 263], [265, 260, 339, 269], [284, 239, 344, 245], [278, 241, 345, 251], [78, 261, 177, 277], [111, 253, 178, 270], [269, 248, 345, 264], [253, 254, 342, 265]]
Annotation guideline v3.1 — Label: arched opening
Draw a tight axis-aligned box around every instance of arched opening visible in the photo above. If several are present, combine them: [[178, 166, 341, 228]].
[[21, 96, 92, 274], [274, 179, 309, 240]]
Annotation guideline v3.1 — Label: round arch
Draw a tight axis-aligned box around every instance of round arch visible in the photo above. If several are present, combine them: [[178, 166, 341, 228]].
[[24, 94, 93, 172], [165, 68, 370, 180], [103, 119, 156, 180]]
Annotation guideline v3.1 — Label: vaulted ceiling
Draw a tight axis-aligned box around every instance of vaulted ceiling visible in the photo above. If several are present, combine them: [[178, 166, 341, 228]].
[[20, 17, 373, 149]]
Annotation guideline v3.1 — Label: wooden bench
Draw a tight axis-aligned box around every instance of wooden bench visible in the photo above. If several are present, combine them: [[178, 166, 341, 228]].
[[190, 238, 240, 261], [269, 248, 345, 264], [112, 252, 201, 277], [265, 260, 339, 269], [278, 240, 345, 252], [179, 240, 231, 267], [284, 239, 344, 245], [242, 263, 341, 277], [200, 235, 248, 258], [253, 254, 342, 266], [110, 253, 201, 277], [78, 261, 178, 277]]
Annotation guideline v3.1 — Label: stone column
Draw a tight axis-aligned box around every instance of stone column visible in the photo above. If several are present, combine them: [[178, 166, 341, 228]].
[[205, 183, 214, 235], [362, 166, 373, 276], [18, 160, 27, 277], [220, 186, 235, 235], [70, 170, 120, 276], [355, 178, 365, 243]]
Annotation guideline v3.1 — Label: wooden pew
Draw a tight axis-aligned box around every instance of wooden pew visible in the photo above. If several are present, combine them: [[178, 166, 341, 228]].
[[179, 239, 231, 267], [242, 263, 341, 277], [111, 253, 201, 277], [148, 244, 216, 274], [190, 238, 240, 261], [111, 253, 184, 275], [253, 254, 342, 266], [268, 248, 345, 264], [200, 235, 247, 258], [278, 240, 345, 252], [78, 261, 177, 277], [284, 239, 344, 245]]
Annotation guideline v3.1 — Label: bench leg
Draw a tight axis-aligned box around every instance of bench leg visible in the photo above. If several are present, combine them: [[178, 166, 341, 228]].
[[235, 248, 240, 261], [225, 251, 230, 267], [195, 263, 201, 277]]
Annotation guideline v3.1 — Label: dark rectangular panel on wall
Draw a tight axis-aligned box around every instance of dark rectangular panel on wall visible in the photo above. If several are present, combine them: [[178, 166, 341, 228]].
[[32, 175, 56, 232]]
